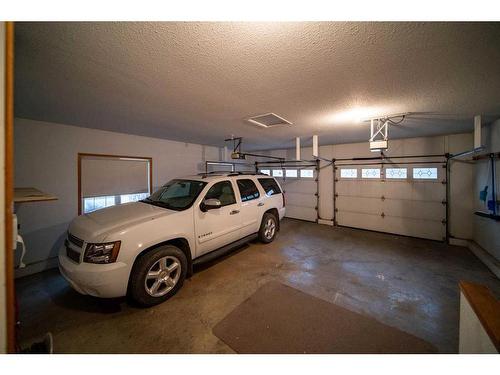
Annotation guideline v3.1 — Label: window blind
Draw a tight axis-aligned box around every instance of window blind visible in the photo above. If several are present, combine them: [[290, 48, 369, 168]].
[[81, 156, 150, 198]]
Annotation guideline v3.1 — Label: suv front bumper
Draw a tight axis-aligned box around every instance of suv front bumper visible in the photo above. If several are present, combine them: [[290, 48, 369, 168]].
[[58, 246, 130, 298]]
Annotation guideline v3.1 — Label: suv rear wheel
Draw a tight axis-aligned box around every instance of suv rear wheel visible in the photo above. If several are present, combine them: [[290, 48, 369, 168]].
[[129, 245, 187, 307], [258, 212, 278, 243]]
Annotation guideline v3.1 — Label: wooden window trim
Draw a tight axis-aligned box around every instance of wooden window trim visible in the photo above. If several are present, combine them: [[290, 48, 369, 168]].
[[5, 21, 15, 353], [77, 153, 153, 215]]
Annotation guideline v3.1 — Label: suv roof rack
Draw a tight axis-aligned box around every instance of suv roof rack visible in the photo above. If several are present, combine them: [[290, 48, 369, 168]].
[[197, 171, 224, 179], [197, 171, 269, 178], [226, 171, 267, 177]]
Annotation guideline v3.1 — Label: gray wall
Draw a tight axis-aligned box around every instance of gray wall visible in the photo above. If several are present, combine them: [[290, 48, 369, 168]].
[[14, 118, 222, 277], [14, 116, 488, 277], [473, 119, 500, 261], [262, 133, 475, 241]]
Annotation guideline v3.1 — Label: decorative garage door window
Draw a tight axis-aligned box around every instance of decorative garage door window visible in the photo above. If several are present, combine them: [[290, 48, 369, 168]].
[[361, 168, 381, 178], [300, 169, 314, 178], [386, 168, 407, 179], [259, 169, 270, 176], [272, 169, 283, 177], [340, 168, 357, 178], [413, 167, 438, 179], [285, 169, 298, 178]]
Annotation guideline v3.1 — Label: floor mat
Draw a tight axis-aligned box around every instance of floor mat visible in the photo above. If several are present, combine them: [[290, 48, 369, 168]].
[[213, 281, 437, 353]]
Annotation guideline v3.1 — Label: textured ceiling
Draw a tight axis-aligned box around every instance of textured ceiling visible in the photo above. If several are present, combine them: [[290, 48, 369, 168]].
[[14, 22, 500, 150]]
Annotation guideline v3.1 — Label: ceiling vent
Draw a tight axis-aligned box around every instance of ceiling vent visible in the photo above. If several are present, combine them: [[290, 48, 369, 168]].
[[247, 113, 292, 128]]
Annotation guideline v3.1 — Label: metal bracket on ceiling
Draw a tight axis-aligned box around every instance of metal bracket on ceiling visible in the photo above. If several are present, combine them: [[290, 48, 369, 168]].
[[225, 136, 243, 159], [369, 118, 389, 142], [367, 113, 408, 152]]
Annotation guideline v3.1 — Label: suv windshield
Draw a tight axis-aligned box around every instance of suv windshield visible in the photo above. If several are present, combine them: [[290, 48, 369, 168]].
[[142, 179, 207, 211]]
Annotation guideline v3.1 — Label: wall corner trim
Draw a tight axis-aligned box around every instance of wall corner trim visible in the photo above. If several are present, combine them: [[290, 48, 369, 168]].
[[468, 241, 500, 279]]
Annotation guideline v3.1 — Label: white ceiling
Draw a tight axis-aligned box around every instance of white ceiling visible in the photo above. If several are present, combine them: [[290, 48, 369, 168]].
[[14, 22, 500, 150]]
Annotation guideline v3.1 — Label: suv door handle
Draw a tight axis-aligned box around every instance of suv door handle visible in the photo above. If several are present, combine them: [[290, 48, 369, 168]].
[[258, 202, 264, 207], [230, 210, 240, 215]]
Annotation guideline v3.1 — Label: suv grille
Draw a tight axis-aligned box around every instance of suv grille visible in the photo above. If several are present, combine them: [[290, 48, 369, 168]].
[[68, 233, 83, 248]]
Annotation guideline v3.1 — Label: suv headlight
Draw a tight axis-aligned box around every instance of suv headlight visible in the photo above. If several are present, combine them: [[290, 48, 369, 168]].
[[84, 241, 121, 264]]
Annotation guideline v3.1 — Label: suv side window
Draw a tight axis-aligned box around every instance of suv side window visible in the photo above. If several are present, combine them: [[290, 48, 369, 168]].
[[237, 179, 260, 202], [257, 178, 282, 196], [204, 181, 236, 207]]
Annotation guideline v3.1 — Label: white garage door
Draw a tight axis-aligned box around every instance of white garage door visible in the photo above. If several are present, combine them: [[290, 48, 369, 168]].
[[335, 163, 447, 241], [259, 168, 318, 222]]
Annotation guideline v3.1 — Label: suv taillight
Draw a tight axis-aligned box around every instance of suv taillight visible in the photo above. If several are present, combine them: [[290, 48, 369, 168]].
[[282, 193, 286, 208]]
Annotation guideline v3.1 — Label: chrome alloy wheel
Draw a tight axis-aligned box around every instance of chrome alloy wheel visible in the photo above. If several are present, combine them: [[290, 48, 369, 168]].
[[264, 217, 276, 240], [144, 256, 181, 297]]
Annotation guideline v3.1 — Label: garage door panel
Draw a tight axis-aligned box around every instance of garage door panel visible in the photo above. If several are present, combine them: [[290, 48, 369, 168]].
[[284, 192, 316, 207], [411, 183, 445, 202], [336, 181, 384, 197], [285, 205, 317, 222], [336, 196, 383, 215], [277, 177, 317, 222], [338, 212, 445, 241], [383, 182, 414, 200], [384, 182, 445, 202], [337, 198, 445, 221], [380, 216, 445, 241], [357, 182, 384, 196], [335, 162, 446, 241], [335, 180, 359, 196], [337, 211, 386, 233], [383, 200, 445, 220], [281, 179, 316, 193]]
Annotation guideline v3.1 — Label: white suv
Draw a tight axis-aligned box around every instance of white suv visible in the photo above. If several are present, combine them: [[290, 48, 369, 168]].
[[59, 173, 285, 306]]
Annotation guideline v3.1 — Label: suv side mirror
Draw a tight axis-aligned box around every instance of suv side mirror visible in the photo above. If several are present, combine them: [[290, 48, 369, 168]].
[[200, 198, 222, 212]]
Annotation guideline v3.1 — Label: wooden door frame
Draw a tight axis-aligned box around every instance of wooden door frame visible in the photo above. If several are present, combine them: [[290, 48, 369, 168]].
[[4, 21, 15, 353]]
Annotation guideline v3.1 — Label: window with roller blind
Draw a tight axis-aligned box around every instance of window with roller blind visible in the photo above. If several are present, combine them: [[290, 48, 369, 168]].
[[78, 154, 153, 214]]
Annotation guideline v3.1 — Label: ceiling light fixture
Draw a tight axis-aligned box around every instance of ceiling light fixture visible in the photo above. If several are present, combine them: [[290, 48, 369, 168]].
[[330, 106, 385, 124]]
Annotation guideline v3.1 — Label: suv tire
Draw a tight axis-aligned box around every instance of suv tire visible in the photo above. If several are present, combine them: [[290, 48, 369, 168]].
[[258, 212, 278, 243], [128, 245, 187, 307]]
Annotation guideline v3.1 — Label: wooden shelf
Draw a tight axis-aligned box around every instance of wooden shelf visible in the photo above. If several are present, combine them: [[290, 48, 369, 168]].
[[474, 211, 500, 221], [14, 187, 58, 203], [459, 281, 500, 352], [472, 151, 500, 161]]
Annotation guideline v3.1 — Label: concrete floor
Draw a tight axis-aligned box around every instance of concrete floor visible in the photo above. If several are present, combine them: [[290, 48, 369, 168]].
[[16, 218, 500, 353]]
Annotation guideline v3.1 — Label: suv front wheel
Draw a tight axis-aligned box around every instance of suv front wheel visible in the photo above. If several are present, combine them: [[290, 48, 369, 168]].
[[258, 212, 278, 243], [128, 245, 187, 307]]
